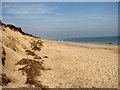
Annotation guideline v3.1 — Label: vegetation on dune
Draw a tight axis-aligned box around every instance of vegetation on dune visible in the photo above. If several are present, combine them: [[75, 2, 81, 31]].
[[2, 23, 40, 39], [2, 74, 11, 86], [16, 58, 47, 88], [2, 47, 6, 66], [1, 21, 49, 88]]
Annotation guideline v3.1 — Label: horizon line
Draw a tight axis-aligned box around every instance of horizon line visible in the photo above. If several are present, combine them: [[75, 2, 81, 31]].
[[42, 35, 119, 39]]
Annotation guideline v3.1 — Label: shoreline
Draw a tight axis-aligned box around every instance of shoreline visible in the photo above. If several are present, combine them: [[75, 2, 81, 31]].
[[43, 39, 118, 53], [43, 39, 118, 46]]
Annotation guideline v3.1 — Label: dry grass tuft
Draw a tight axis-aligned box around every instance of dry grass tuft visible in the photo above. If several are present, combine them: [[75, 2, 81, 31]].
[[34, 56, 42, 59], [25, 50, 37, 56], [26, 77, 46, 88], [16, 58, 47, 88], [2, 74, 11, 86], [2, 23, 40, 38], [30, 40, 43, 51], [2, 47, 6, 66], [32, 46, 41, 51]]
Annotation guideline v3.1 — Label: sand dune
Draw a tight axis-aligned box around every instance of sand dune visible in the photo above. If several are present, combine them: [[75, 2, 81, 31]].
[[1, 23, 118, 88], [2, 23, 44, 88]]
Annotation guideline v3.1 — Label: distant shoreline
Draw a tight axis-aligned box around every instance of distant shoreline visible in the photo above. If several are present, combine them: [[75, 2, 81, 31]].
[[43, 36, 119, 45], [43, 39, 118, 46], [43, 40, 118, 53]]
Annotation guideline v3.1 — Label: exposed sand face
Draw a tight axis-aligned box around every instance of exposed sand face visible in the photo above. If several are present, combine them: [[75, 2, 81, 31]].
[[36, 40, 118, 88], [1, 24, 118, 88], [2, 25, 44, 88]]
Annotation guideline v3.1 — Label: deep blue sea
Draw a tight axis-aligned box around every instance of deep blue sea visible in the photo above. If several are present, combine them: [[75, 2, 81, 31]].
[[57, 36, 119, 45]]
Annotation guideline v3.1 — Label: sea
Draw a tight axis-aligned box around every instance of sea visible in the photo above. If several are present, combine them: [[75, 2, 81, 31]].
[[56, 36, 120, 45]]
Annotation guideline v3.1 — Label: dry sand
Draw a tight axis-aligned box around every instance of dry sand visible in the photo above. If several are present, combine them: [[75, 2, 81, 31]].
[[36, 40, 118, 88], [1, 24, 119, 88]]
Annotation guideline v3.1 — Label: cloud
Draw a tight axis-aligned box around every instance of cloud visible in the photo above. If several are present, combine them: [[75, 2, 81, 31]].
[[2, 2, 117, 39], [3, 3, 59, 16]]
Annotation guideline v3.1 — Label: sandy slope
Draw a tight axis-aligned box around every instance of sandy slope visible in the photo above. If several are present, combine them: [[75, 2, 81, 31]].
[[1, 23, 118, 88], [36, 40, 118, 88], [2, 24, 44, 88]]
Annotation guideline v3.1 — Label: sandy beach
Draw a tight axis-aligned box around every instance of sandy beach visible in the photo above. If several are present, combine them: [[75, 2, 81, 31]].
[[1, 1, 119, 89], [36, 40, 118, 88], [1, 24, 118, 88]]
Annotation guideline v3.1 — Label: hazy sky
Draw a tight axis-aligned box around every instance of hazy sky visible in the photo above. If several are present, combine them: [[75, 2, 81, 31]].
[[2, 2, 118, 39]]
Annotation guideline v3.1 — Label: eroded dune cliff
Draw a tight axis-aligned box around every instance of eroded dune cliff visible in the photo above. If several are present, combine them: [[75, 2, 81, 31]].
[[1, 22, 47, 88]]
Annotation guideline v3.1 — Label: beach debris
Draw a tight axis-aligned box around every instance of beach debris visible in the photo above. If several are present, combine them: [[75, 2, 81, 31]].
[[107, 43, 112, 45], [91, 86, 97, 88], [43, 56, 48, 58]]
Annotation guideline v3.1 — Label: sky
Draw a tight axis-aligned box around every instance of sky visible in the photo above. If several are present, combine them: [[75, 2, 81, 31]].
[[2, 0, 120, 2], [0, 0, 2, 21], [2, 2, 118, 39]]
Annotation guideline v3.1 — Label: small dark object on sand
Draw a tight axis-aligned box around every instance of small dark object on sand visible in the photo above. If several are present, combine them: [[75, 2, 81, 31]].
[[43, 56, 48, 58], [25, 50, 37, 56], [34, 56, 42, 59], [32, 46, 41, 51]]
